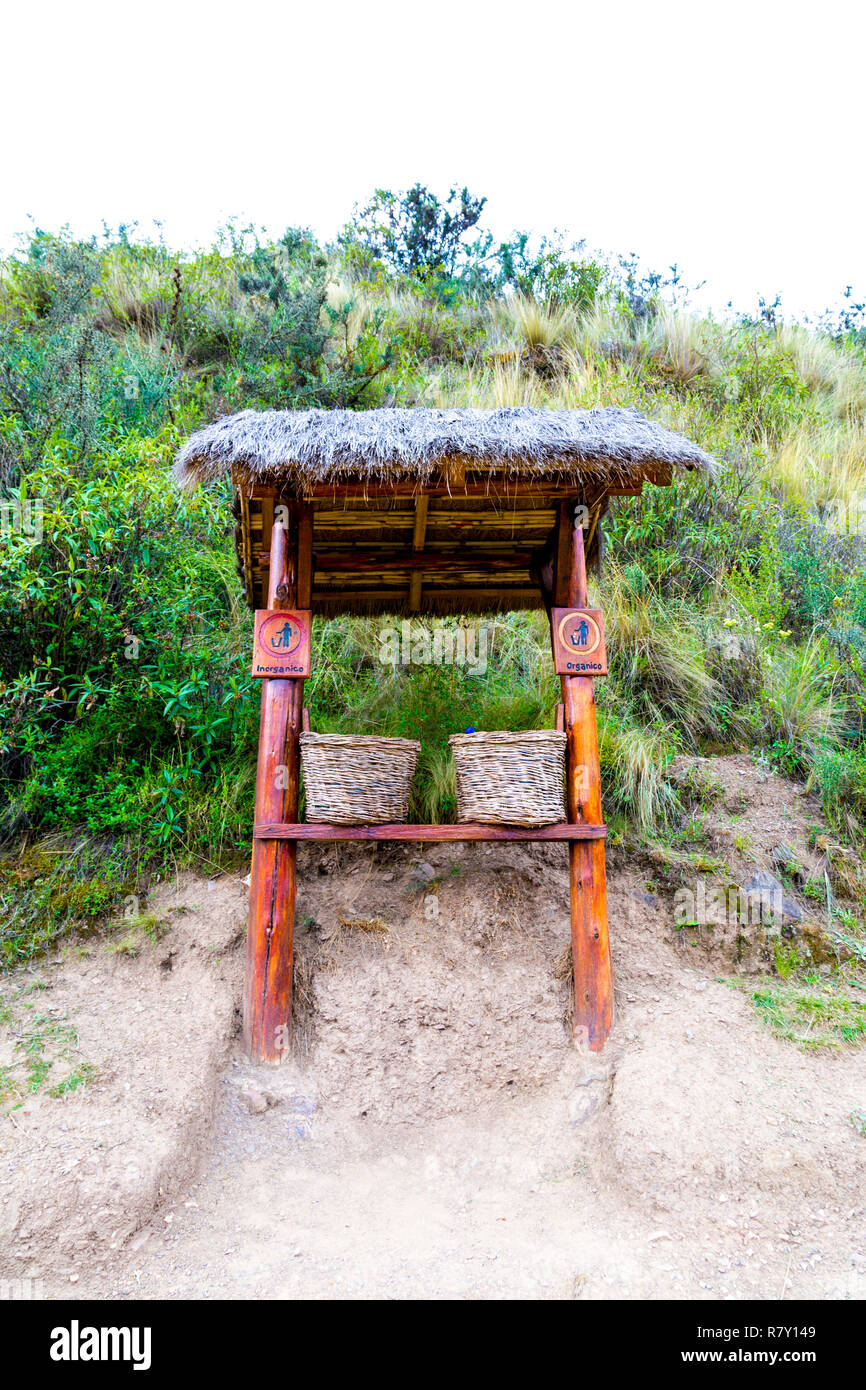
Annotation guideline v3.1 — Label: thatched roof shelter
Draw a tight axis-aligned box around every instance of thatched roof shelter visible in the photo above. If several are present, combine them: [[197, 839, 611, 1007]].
[[175, 405, 714, 489], [175, 406, 714, 616]]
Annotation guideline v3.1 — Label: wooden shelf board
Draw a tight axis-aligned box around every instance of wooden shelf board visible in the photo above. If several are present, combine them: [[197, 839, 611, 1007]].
[[254, 821, 606, 842]]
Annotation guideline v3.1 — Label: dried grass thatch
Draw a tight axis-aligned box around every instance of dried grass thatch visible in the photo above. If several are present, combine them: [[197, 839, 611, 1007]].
[[174, 406, 715, 489]]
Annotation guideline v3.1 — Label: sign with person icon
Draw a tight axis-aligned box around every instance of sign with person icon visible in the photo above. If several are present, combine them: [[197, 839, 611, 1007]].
[[252, 608, 312, 677], [551, 607, 608, 676]]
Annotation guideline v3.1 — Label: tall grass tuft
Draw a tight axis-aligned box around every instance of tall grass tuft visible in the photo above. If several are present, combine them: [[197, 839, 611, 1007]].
[[763, 633, 844, 761], [596, 712, 680, 833], [600, 567, 724, 744]]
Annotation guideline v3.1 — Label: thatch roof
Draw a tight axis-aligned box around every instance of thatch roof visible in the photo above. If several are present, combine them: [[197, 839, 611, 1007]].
[[173, 406, 715, 489]]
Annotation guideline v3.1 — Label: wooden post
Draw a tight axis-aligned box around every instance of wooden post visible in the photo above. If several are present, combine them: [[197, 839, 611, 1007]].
[[409, 493, 428, 612], [243, 499, 312, 1063], [556, 502, 613, 1050]]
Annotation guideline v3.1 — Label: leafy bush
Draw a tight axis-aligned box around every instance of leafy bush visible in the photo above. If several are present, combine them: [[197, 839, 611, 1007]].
[[342, 185, 487, 285]]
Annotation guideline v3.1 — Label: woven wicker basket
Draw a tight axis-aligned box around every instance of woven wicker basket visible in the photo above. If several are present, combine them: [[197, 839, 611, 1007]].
[[300, 733, 420, 825], [449, 729, 567, 827]]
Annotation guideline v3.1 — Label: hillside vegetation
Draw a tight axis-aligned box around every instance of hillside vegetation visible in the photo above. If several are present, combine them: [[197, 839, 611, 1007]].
[[1, 187, 865, 966]]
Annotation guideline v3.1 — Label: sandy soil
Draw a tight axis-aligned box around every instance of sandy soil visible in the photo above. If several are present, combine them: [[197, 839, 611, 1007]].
[[1, 756, 864, 1300]]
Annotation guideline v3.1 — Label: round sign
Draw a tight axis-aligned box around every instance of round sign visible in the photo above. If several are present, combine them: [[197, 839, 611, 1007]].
[[259, 612, 305, 658], [557, 611, 601, 656]]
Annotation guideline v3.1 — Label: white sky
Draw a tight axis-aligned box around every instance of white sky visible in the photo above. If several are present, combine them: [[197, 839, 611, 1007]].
[[2, 0, 864, 319]]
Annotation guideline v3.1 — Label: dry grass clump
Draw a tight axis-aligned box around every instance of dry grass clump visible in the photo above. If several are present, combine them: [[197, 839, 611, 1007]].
[[337, 912, 389, 935], [640, 306, 715, 385], [833, 361, 866, 422], [762, 633, 844, 754], [291, 948, 317, 1056], [570, 300, 630, 361], [602, 567, 722, 728], [554, 941, 575, 1029], [425, 337, 632, 411], [323, 278, 382, 359], [494, 293, 576, 355], [772, 323, 866, 422], [96, 247, 172, 341], [773, 323, 857, 403], [774, 324, 843, 393], [329, 274, 486, 366], [771, 422, 866, 523], [412, 750, 457, 824], [596, 715, 682, 832]]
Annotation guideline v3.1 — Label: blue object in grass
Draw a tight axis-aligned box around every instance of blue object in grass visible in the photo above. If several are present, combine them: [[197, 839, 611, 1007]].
[[465, 726, 475, 734]]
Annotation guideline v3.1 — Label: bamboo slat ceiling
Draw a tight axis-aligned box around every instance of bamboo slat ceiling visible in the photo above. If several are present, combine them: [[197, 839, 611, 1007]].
[[174, 407, 714, 615]]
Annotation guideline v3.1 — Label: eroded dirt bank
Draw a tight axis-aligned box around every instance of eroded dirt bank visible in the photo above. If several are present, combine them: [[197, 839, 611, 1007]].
[[1, 756, 864, 1299]]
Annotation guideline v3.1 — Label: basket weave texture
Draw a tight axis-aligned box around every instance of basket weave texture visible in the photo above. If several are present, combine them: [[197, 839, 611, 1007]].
[[300, 733, 421, 825], [449, 729, 567, 827]]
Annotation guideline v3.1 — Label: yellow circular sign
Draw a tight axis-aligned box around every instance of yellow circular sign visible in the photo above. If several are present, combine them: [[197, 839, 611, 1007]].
[[260, 612, 305, 657], [557, 611, 601, 656]]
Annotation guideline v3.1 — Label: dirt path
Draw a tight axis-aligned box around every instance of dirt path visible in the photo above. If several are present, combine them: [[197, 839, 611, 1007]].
[[70, 1013, 866, 1302], [2, 757, 864, 1300]]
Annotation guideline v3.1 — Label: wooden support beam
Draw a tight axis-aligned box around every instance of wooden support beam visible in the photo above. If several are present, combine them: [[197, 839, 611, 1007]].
[[308, 588, 544, 616], [553, 500, 573, 607], [445, 457, 466, 490], [297, 505, 314, 609], [255, 822, 607, 842], [234, 468, 256, 607], [306, 508, 558, 530], [409, 494, 429, 612], [304, 481, 589, 501], [556, 505, 613, 1052], [260, 495, 274, 565], [248, 472, 648, 503], [243, 500, 312, 1064], [260, 548, 535, 573]]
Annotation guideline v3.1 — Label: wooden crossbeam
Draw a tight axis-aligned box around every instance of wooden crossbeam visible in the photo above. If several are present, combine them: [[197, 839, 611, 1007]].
[[296, 482, 586, 500], [255, 822, 607, 842], [245, 476, 660, 504], [309, 587, 543, 606], [260, 549, 536, 573], [303, 510, 557, 528]]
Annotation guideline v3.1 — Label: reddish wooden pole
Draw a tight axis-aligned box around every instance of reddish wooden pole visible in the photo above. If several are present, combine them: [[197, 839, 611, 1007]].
[[243, 500, 312, 1063], [557, 503, 613, 1050]]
